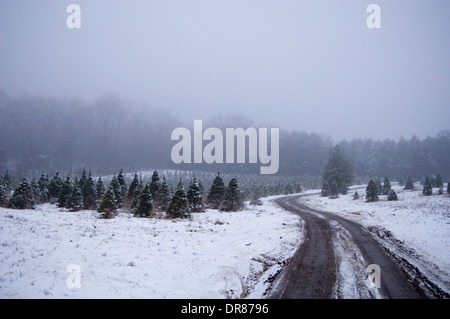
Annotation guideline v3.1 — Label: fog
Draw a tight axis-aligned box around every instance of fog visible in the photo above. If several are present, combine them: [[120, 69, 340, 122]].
[[1, 0, 449, 141]]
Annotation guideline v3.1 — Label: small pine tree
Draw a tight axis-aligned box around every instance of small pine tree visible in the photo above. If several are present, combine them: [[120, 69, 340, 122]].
[[8, 177, 35, 209], [387, 189, 398, 201], [97, 186, 118, 219], [134, 183, 153, 217], [159, 175, 170, 211], [149, 170, 161, 205], [329, 181, 339, 199], [130, 179, 143, 214], [353, 191, 359, 200], [82, 171, 97, 210], [37, 173, 50, 203], [422, 176, 432, 196], [207, 172, 225, 209], [187, 177, 202, 212], [117, 169, 127, 198], [366, 180, 379, 202], [222, 177, 241, 212], [96, 177, 105, 200], [373, 178, 382, 195], [78, 168, 87, 191], [435, 173, 443, 188], [382, 176, 391, 195], [447, 181, 450, 196], [0, 182, 7, 206], [30, 178, 40, 203], [437, 187, 443, 195], [127, 173, 139, 200], [109, 175, 122, 208], [58, 176, 72, 208], [321, 180, 330, 197], [48, 172, 62, 200], [167, 179, 189, 218], [404, 175, 415, 190], [2, 170, 12, 192], [66, 179, 84, 211]]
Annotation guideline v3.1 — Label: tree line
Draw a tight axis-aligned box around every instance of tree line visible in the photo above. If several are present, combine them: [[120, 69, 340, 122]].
[[1, 93, 449, 181]]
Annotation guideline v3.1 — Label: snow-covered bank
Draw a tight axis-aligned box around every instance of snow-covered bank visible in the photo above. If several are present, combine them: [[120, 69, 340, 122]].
[[300, 184, 450, 282], [0, 198, 302, 299]]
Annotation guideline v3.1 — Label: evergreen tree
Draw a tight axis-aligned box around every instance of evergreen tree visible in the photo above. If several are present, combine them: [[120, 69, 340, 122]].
[[382, 176, 391, 195], [127, 173, 139, 200], [149, 170, 161, 204], [435, 173, 443, 188], [134, 183, 153, 217], [78, 168, 87, 191], [321, 146, 353, 196], [82, 171, 97, 209], [97, 186, 118, 219], [366, 180, 379, 202], [373, 178, 382, 195], [109, 175, 122, 208], [398, 177, 405, 187], [404, 175, 415, 190], [320, 180, 330, 197], [437, 187, 444, 195], [2, 170, 12, 192], [447, 181, 450, 196], [329, 180, 339, 199], [30, 178, 39, 203], [207, 172, 225, 209], [8, 177, 35, 209], [96, 177, 105, 200], [0, 182, 7, 206], [117, 169, 127, 198], [167, 179, 189, 218], [48, 172, 62, 199], [66, 179, 84, 211], [159, 175, 170, 211], [37, 173, 50, 203], [353, 191, 359, 200], [187, 177, 202, 212], [58, 176, 72, 208], [222, 177, 241, 212], [422, 176, 432, 196], [387, 189, 398, 201], [131, 179, 143, 214]]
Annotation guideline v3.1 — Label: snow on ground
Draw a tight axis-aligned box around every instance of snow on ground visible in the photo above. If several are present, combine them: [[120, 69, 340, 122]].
[[0, 198, 302, 299], [301, 184, 450, 279]]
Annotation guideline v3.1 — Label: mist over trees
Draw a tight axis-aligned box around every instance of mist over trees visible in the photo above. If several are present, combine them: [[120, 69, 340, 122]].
[[0, 92, 449, 182]]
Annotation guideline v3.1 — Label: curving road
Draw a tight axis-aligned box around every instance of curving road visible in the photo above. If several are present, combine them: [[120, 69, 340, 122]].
[[271, 195, 426, 299]]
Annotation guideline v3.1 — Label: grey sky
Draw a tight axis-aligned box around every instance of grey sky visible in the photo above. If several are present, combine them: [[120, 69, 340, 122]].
[[0, 0, 449, 141]]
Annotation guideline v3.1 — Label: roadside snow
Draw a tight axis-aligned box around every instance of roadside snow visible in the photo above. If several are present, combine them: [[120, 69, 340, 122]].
[[301, 184, 450, 281], [0, 198, 302, 299]]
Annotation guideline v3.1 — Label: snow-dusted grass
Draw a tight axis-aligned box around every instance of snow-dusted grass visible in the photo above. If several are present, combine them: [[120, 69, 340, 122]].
[[0, 198, 302, 299], [301, 184, 450, 275]]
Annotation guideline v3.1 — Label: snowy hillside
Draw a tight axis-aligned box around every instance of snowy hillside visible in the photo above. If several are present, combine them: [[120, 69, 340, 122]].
[[0, 198, 302, 299]]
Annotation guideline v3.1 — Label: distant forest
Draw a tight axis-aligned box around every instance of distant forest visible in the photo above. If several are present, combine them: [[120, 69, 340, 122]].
[[0, 92, 449, 182]]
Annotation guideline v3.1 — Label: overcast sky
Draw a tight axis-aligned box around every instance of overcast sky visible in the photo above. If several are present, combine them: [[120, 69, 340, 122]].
[[0, 0, 449, 141]]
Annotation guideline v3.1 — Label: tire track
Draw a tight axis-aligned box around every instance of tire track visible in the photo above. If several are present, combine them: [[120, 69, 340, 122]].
[[271, 195, 424, 299]]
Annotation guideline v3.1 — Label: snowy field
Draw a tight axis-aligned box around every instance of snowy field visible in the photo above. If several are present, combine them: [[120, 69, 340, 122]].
[[301, 183, 450, 291], [0, 198, 302, 299]]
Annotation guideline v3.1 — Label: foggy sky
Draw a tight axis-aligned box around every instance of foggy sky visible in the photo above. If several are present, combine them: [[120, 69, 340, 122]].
[[1, 0, 449, 141]]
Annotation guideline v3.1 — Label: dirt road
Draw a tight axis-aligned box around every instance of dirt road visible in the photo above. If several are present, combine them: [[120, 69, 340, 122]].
[[271, 195, 427, 299]]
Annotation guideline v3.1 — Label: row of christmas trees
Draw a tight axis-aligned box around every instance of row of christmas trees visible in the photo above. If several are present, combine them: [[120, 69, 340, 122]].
[[362, 174, 449, 202], [0, 169, 243, 219]]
